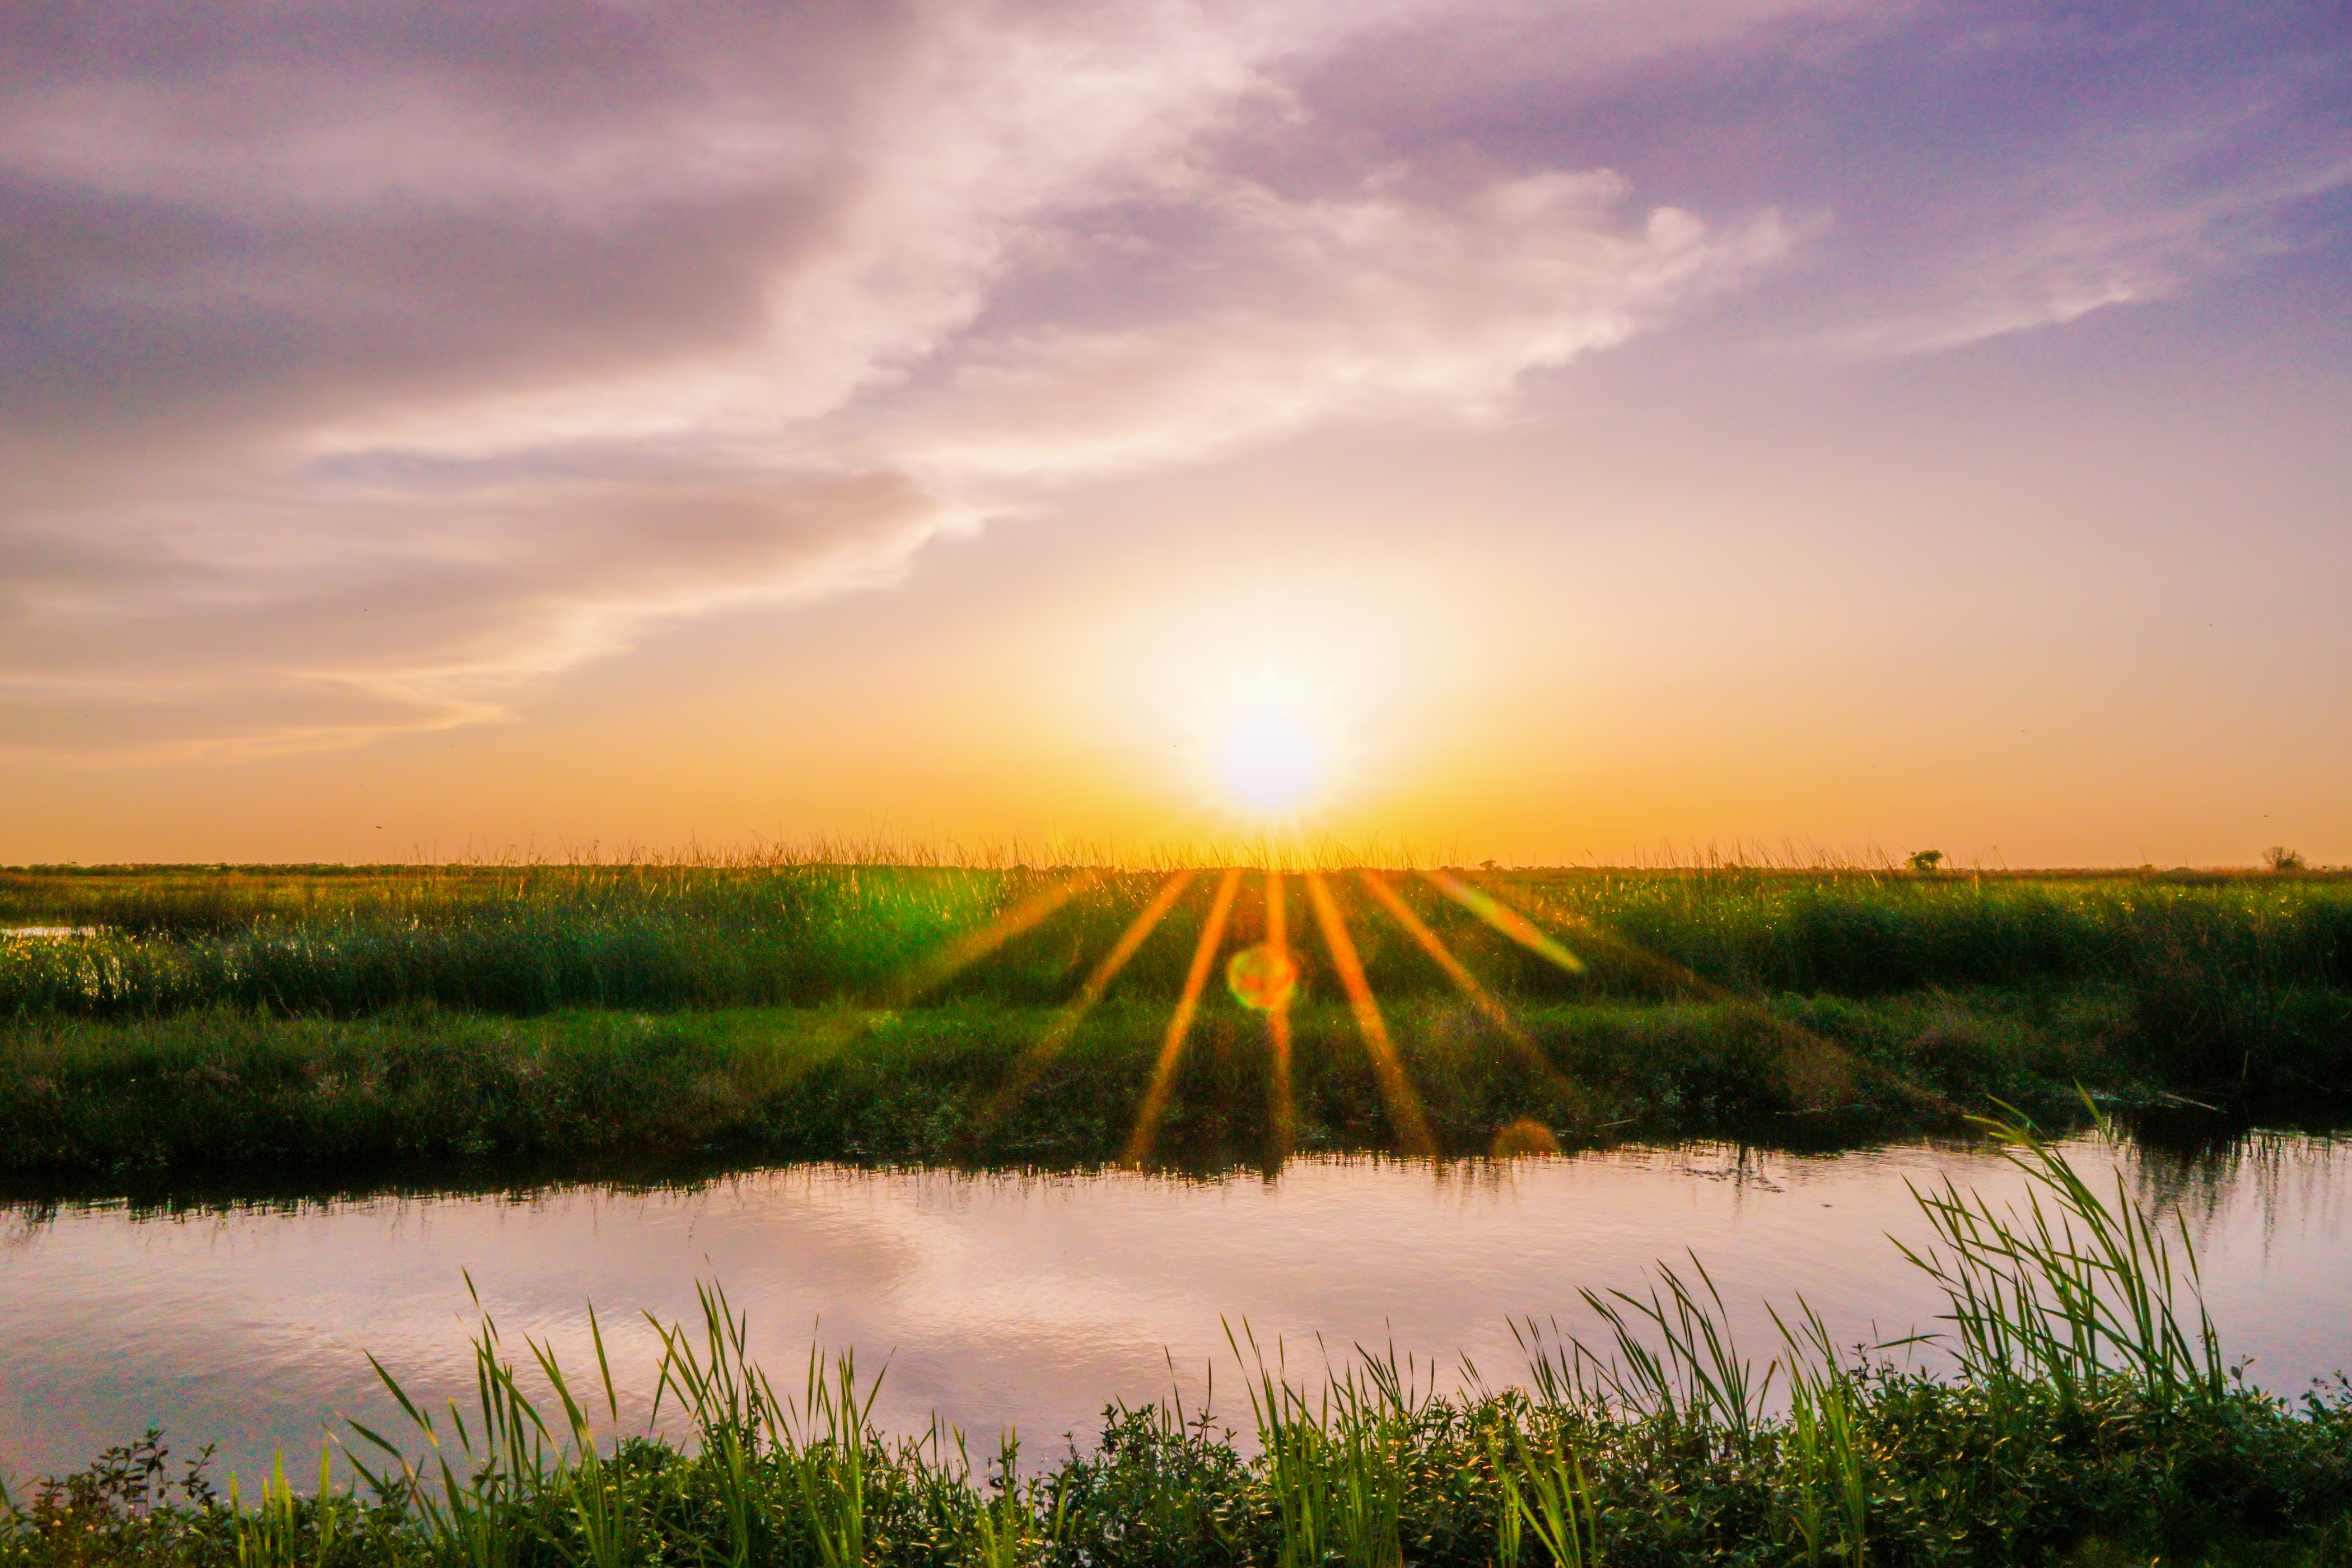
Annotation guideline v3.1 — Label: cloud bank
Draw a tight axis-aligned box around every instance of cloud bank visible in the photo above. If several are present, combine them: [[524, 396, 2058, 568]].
[[1, 0, 2340, 758]]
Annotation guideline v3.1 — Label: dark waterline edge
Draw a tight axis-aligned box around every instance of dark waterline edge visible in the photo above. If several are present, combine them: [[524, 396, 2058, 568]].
[[7, 1100, 2348, 1223]]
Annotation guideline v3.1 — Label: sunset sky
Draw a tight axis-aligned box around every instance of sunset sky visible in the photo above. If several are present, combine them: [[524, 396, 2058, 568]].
[[4, 0, 2346, 866]]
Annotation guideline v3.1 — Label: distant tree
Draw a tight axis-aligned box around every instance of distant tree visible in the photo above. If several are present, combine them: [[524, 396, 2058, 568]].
[[1907, 849, 1945, 872], [2265, 845, 2307, 874]]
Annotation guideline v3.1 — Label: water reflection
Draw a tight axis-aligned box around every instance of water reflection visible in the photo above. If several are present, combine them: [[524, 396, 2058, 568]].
[[2, 1127, 2349, 1489], [2129, 1122, 2352, 1253]]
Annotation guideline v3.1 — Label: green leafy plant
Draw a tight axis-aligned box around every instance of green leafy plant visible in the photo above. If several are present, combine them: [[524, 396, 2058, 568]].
[[1889, 1100, 2224, 1404]]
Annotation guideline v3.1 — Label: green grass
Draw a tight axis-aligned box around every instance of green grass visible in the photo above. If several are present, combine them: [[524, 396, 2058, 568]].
[[0, 987, 2187, 1176], [7, 861, 2349, 1019], [3, 862, 2348, 1179], [8, 1114, 2352, 1566]]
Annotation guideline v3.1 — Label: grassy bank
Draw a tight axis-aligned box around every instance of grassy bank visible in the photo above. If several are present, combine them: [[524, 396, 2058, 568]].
[[0, 987, 2224, 1175], [3, 862, 2349, 1178], [8, 1118, 2351, 1566]]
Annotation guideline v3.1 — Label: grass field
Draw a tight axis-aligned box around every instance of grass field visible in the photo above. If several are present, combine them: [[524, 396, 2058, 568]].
[[7, 1116, 2350, 1567], [3, 860, 2348, 1178]]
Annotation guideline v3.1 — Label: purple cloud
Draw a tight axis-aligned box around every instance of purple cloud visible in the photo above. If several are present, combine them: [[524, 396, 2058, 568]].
[[1, 0, 2340, 758]]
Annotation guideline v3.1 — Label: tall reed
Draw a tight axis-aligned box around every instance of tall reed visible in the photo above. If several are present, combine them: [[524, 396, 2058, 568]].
[[1889, 1099, 2226, 1403]]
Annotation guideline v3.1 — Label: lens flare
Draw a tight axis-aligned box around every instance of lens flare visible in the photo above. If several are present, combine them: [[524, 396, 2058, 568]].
[[976, 870, 1195, 1131], [883, 871, 1102, 1007], [1225, 941, 1298, 1011], [1355, 869, 1590, 1113], [1419, 869, 1585, 973], [1304, 872, 1436, 1158], [1261, 871, 1296, 1163]]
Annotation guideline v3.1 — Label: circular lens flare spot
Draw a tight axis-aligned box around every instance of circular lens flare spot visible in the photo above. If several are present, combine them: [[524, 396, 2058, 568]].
[[1226, 943, 1298, 1011]]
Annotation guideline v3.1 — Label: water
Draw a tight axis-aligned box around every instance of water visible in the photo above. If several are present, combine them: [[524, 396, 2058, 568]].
[[4, 1128, 2350, 1487]]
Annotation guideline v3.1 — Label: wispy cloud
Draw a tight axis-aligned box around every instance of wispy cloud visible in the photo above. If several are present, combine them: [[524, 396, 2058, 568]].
[[2, 0, 2339, 760], [903, 167, 1787, 475], [2, 0, 1799, 760], [1814, 94, 2352, 358]]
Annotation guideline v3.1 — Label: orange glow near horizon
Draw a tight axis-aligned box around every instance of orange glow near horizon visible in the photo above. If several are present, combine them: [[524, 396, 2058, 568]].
[[3, 2, 2344, 880]]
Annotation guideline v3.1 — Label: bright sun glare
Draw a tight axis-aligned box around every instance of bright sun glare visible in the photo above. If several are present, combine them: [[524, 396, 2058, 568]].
[[1218, 704, 1323, 812], [1191, 670, 1344, 824]]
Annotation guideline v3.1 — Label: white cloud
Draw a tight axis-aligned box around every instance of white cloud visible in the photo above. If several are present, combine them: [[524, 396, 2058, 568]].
[[0, 468, 942, 761], [2, 0, 1804, 761], [907, 170, 1786, 476], [1808, 80, 2352, 358]]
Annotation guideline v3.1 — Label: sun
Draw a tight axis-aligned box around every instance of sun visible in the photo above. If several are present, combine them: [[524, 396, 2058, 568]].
[[1218, 699, 1323, 813], [1189, 669, 1348, 826]]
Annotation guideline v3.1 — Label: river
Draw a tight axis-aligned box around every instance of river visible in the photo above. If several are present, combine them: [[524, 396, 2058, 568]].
[[4, 1123, 2349, 1487]]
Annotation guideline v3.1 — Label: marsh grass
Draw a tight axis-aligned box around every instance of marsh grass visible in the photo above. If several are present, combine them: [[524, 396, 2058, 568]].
[[5, 862, 2349, 1023], [0, 988, 2131, 1176], [3, 862, 2349, 1178], [1891, 1107, 2224, 1404], [10, 1113, 2352, 1567]]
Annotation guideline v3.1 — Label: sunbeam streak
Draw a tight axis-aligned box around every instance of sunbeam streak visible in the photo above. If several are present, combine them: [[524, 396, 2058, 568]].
[[1121, 866, 1241, 1168], [1470, 875, 1944, 1117], [882, 871, 1102, 1007], [1354, 870, 1581, 1100], [1304, 872, 1438, 1158], [977, 869, 1197, 1130], [1419, 869, 1585, 973], [1263, 870, 1295, 1162], [773, 871, 1106, 1086]]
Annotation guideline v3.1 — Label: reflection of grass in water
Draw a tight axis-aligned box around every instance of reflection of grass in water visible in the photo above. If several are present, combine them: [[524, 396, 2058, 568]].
[[12, 1113, 2352, 1566]]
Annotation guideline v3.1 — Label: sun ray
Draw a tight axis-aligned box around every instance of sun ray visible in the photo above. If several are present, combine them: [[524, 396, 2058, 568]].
[[1303, 871, 1437, 1158], [1466, 874, 1948, 1118], [1354, 869, 1584, 1103], [1121, 866, 1242, 1169], [778, 870, 1105, 1076], [1264, 870, 1296, 1163], [1462, 872, 1765, 1008], [881, 870, 1103, 1008], [1418, 869, 1586, 973], [977, 869, 1198, 1130]]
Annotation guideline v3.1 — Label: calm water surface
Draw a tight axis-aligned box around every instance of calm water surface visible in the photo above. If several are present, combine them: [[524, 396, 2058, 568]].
[[4, 1130, 2350, 1485]]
